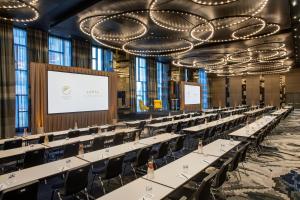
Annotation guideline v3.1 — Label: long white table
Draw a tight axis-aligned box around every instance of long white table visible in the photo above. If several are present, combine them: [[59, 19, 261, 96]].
[[97, 139, 241, 200], [0, 157, 88, 192], [270, 109, 289, 116], [0, 144, 47, 163], [0, 124, 115, 147], [78, 133, 180, 163], [183, 115, 244, 134], [97, 177, 173, 200], [229, 116, 276, 138], [145, 114, 217, 133]]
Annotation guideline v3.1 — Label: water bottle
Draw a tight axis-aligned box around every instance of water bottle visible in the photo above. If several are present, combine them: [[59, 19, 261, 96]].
[[147, 159, 155, 179]]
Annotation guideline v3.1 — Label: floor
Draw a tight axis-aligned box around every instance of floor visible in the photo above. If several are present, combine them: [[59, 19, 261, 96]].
[[219, 110, 300, 200]]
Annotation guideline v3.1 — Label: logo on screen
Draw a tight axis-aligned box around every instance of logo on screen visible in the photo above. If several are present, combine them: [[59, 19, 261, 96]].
[[62, 85, 72, 96]]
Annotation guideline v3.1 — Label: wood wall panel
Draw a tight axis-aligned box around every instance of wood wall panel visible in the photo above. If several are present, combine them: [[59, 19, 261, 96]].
[[210, 77, 226, 107], [30, 63, 117, 134], [264, 75, 280, 107], [246, 76, 260, 106], [229, 77, 242, 107]]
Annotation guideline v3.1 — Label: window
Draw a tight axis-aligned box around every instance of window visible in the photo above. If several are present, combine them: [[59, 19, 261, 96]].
[[198, 69, 209, 109], [48, 36, 71, 66], [157, 62, 169, 110], [13, 28, 29, 130], [92, 46, 113, 71], [135, 57, 147, 112]]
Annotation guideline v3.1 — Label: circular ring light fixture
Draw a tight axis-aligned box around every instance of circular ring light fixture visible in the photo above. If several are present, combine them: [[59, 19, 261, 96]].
[[231, 18, 266, 39], [91, 15, 147, 41], [191, 0, 239, 6], [122, 37, 194, 57], [0, 0, 39, 22]]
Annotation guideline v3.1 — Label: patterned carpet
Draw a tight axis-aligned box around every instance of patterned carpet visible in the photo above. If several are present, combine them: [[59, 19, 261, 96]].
[[220, 110, 300, 200]]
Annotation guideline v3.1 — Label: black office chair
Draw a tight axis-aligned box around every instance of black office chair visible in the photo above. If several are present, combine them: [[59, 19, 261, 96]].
[[23, 148, 45, 169], [106, 126, 116, 132], [63, 142, 80, 158], [167, 171, 217, 200], [3, 139, 23, 150], [127, 146, 152, 178], [151, 141, 170, 168], [89, 127, 99, 134], [91, 136, 105, 151], [91, 155, 125, 194], [0, 180, 39, 200], [165, 124, 174, 133], [210, 158, 232, 199], [174, 122, 182, 134], [67, 130, 80, 138], [51, 164, 91, 200], [113, 132, 124, 146], [137, 121, 146, 130], [170, 135, 186, 160], [38, 134, 54, 144]]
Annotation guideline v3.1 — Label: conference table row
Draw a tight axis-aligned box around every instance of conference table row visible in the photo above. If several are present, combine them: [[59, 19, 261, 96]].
[[0, 133, 181, 192], [97, 139, 241, 200], [0, 127, 139, 163]]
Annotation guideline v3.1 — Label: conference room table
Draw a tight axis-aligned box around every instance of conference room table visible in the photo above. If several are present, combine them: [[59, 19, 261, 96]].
[[97, 139, 241, 200], [182, 114, 244, 134], [0, 144, 47, 164], [78, 133, 180, 163], [0, 124, 115, 148], [270, 108, 289, 116], [145, 114, 217, 135], [202, 107, 232, 114], [0, 156, 88, 192], [229, 115, 277, 139], [221, 108, 248, 115], [42, 127, 139, 149], [124, 113, 195, 127]]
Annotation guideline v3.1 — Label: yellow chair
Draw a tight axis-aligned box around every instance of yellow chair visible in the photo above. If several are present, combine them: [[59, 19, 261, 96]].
[[154, 100, 163, 110], [139, 100, 149, 111]]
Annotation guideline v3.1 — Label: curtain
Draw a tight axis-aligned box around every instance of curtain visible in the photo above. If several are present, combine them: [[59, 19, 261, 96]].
[[129, 55, 136, 112], [147, 59, 157, 107], [27, 28, 48, 63], [30, 62, 46, 134], [72, 39, 91, 68], [0, 21, 15, 138]]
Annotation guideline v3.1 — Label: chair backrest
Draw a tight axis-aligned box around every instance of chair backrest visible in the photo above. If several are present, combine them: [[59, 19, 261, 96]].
[[113, 132, 124, 145], [23, 148, 45, 169], [63, 142, 80, 158], [105, 155, 125, 179], [174, 116, 181, 120], [38, 134, 54, 144], [92, 136, 105, 151], [64, 164, 91, 196], [0, 180, 39, 200], [213, 158, 232, 188], [193, 171, 217, 200], [240, 142, 250, 162], [67, 130, 80, 138], [229, 149, 242, 172], [107, 126, 116, 132], [3, 139, 22, 150], [89, 127, 99, 134], [174, 136, 185, 152], [136, 147, 152, 167], [165, 124, 173, 133], [138, 121, 146, 129], [157, 141, 170, 159], [175, 122, 182, 133]]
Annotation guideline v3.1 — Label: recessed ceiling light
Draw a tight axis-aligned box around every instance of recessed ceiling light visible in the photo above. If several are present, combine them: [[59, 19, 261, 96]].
[[292, 0, 297, 6], [294, 16, 297, 19]]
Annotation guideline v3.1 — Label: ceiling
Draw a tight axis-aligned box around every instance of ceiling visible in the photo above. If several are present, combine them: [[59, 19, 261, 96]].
[[1, 0, 296, 76]]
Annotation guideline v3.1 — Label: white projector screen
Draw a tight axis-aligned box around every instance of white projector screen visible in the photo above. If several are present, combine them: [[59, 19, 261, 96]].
[[184, 84, 201, 105], [48, 71, 109, 114]]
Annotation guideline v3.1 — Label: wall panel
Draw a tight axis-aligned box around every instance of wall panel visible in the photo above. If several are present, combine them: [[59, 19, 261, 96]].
[[30, 62, 118, 134], [246, 76, 260, 106], [229, 77, 242, 107], [264, 75, 280, 107], [210, 77, 226, 107]]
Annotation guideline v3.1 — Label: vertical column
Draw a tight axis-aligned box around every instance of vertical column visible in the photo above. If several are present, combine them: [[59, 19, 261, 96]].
[[259, 75, 265, 107], [280, 75, 286, 107], [225, 77, 230, 107]]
